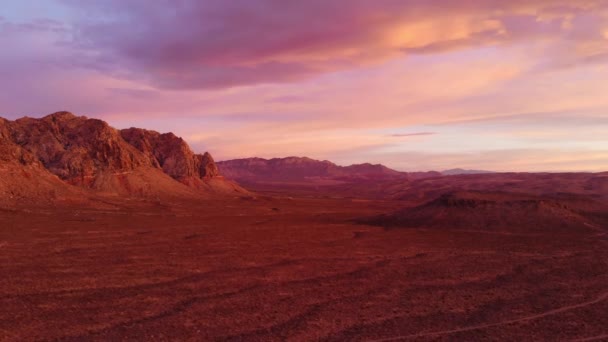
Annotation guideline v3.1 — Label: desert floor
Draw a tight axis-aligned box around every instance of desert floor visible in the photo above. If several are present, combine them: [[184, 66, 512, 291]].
[[1, 196, 608, 341]]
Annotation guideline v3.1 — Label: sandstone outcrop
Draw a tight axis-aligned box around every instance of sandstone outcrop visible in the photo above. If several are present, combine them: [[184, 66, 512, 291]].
[[0, 111, 245, 204], [120, 128, 219, 182]]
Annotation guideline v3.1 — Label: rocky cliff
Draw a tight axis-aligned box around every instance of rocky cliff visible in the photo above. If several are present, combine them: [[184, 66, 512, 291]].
[[120, 127, 219, 181], [0, 112, 245, 203]]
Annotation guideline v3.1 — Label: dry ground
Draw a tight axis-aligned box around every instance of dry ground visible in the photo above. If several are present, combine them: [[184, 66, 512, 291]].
[[1, 196, 608, 341]]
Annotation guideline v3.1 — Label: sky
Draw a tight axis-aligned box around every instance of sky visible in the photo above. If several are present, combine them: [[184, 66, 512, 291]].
[[1, 0, 607, 172]]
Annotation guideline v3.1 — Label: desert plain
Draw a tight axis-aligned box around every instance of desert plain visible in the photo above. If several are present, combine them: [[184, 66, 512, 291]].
[[2, 177, 608, 341]]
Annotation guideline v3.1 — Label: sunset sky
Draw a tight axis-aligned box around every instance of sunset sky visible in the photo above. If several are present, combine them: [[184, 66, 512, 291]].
[[1, 0, 607, 172]]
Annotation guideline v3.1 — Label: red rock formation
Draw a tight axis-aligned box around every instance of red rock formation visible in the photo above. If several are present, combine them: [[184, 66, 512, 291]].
[[0, 116, 89, 208], [197, 152, 219, 178], [7, 112, 152, 186], [120, 128, 219, 182], [0, 118, 37, 164], [0, 111, 242, 202]]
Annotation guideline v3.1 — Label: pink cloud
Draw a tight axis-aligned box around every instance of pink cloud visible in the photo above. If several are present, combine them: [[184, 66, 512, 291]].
[[59, 0, 608, 89]]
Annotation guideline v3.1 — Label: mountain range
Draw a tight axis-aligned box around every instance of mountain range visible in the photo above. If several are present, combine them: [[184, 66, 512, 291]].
[[217, 157, 440, 185]]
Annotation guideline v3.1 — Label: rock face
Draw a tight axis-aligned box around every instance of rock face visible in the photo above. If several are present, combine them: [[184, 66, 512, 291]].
[[0, 111, 241, 202], [197, 152, 219, 178], [120, 128, 219, 181], [0, 118, 37, 165], [0, 115, 89, 208], [8, 112, 151, 186]]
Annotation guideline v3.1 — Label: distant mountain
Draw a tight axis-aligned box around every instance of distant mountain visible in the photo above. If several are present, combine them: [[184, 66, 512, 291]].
[[0, 112, 246, 207], [442, 168, 495, 176], [217, 157, 440, 184]]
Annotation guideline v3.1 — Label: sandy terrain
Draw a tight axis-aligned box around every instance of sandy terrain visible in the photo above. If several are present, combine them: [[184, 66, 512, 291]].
[[2, 194, 608, 341]]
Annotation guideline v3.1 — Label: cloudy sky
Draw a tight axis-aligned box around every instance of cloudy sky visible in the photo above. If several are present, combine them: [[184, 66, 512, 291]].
[[1, 0, 607, 171]]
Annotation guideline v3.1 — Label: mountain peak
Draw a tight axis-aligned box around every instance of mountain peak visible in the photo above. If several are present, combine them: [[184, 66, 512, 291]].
[[42, 111, 82, 122]]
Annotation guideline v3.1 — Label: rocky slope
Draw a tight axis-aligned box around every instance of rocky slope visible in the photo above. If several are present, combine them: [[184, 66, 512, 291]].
[[120, 128, 219, 181], [9, 112, 151, 187], [0, 116, 89, 208], [217, 157, 439, 184], [364, 191, 596, 232], [0, 112, 246, 204]]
